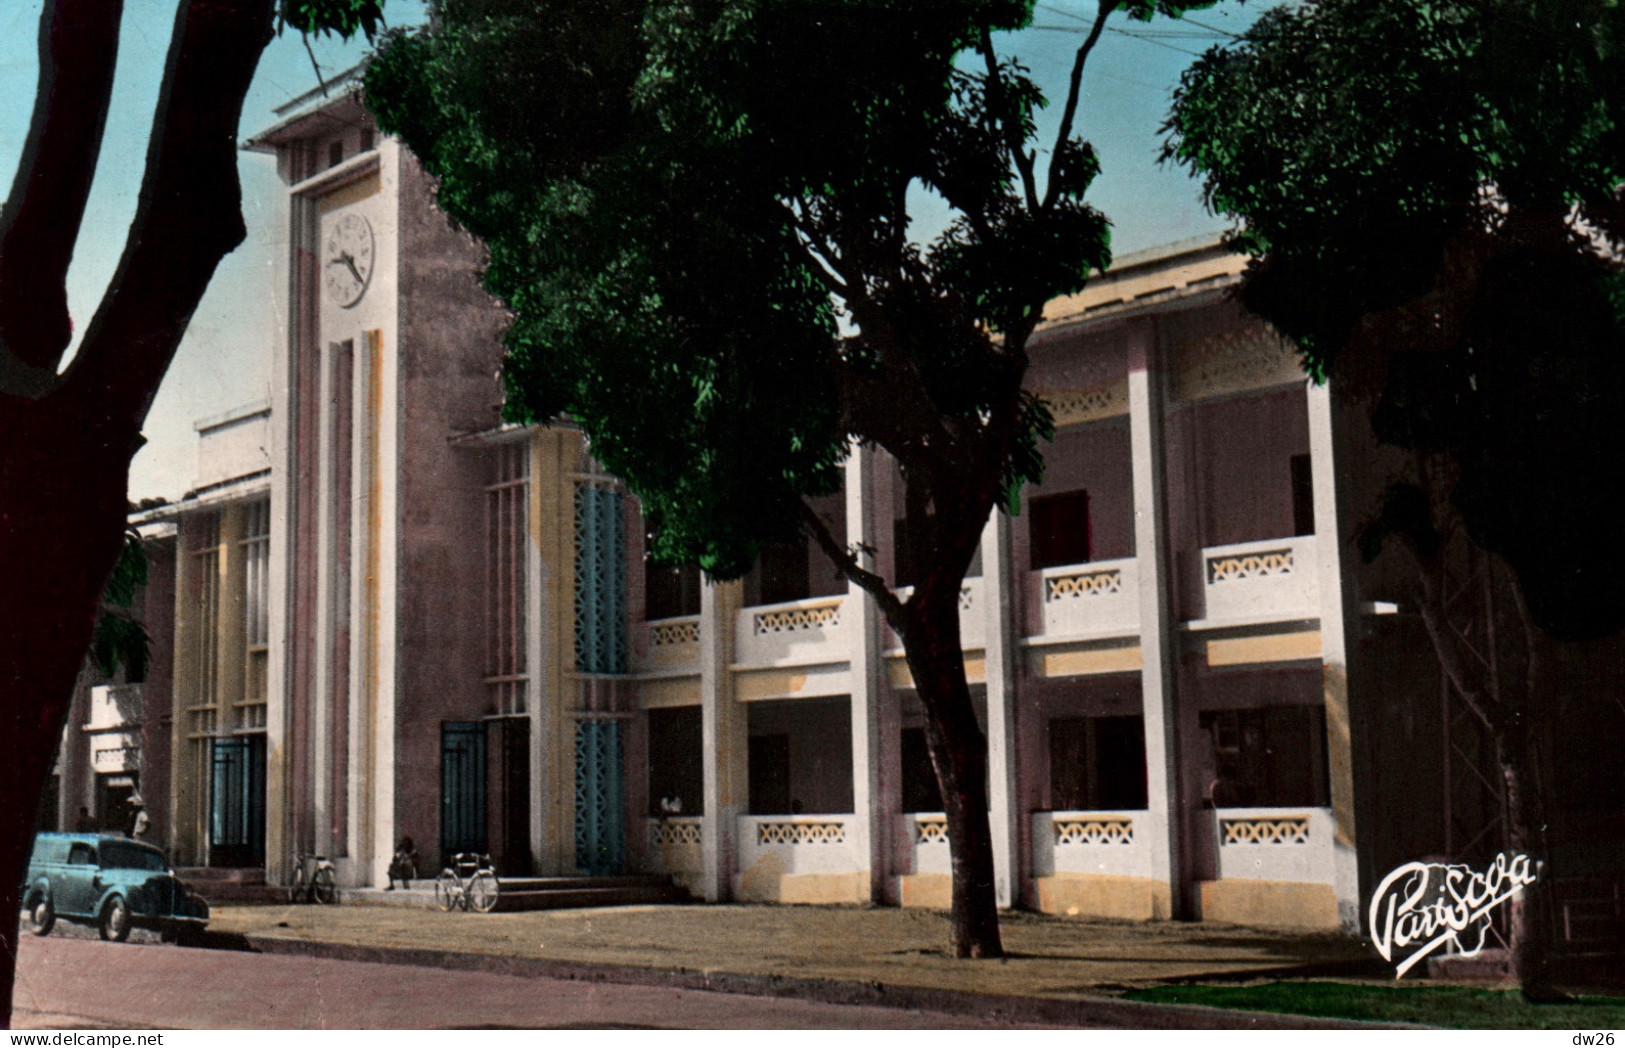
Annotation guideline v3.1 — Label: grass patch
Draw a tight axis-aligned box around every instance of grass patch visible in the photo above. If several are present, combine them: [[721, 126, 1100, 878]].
[[1123, 981, 1625, 1029]]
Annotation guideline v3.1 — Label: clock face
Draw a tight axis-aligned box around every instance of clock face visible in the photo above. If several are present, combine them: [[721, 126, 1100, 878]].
[[323, 212, 375, 307]]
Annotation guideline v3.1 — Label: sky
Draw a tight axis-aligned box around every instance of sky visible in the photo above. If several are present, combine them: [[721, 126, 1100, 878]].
[[0, 1, 1259, 501]]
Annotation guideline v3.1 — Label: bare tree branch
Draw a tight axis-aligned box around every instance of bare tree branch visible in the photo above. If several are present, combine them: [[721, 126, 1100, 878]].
[[979, 27, 1039, 213], [0, 0, 124, 385], [798, 496, 905, 626], [1044, 0, 1116, 211]]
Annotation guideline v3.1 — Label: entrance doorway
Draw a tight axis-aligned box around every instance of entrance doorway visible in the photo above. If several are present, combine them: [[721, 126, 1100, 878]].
[[488, 717, 532, 876], [441, 722, 488, 862], [209, 735, 267, 867]]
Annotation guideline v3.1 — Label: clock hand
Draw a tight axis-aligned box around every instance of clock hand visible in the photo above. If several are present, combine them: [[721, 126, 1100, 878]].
[[339, 252, 363, 284]]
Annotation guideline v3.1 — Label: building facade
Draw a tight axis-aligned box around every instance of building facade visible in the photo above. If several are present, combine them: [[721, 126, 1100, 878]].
[[112, 80, 1572, 936]]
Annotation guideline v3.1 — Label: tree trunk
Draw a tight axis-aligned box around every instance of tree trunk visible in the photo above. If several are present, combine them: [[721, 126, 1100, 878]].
[[1500, 713, 1563, 1002], [900, 576, 1003, 959], [0, 402, 137, 1028]]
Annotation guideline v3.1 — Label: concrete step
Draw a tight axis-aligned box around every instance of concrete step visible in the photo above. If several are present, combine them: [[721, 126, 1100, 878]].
[[492, 884, 681, 912], [187, 881, 289, 905], [496, 875, 670, 893], [172, 867, 288, 905], [174, 866, 267, 883], [339, 875, 683, 912]]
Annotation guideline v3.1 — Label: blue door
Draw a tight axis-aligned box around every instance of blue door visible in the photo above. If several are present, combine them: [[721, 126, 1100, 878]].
[[441, 723, 487, 860]]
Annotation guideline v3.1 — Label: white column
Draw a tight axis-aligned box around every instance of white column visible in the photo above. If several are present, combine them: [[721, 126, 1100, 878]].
[[980, 510, 1020, 908], [845, 446, 883, 901], [699, 579, 745, 901], [1308, 379, 1361, 930], [1128, 323, 1183, 918]]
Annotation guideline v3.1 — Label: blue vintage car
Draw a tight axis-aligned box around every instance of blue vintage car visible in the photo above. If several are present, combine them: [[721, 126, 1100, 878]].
[[20, 833, 210, 944]]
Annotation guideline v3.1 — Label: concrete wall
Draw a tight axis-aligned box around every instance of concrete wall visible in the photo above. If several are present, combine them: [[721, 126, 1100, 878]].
[[393, 151, 510, 870]]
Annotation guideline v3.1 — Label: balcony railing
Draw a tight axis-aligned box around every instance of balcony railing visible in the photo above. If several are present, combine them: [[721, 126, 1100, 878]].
[[1034, 558, 1140, 639], [1200, 536, 1319, 624], [885, 579, 985, 651], [902, 813, 951, 877], [646, 816, 704, 876], [735, 596, 849, 668], [631, 614, 701, 672], [1213, 806, 1336, 884], [736, 814, 863, 876], [1030, 810, 1152, 879]]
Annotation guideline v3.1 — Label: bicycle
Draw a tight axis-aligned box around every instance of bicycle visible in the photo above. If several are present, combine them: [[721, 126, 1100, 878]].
[[434, 853, 499, 913], [288, 853, 338, 905]]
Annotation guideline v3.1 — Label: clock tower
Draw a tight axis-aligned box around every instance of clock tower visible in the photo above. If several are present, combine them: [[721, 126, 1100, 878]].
[[246, 73, 510, 887]]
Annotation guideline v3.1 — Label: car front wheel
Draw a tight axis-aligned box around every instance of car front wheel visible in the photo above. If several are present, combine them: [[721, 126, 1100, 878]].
[[28, 898, 54, 937], [99, 896, 132, 943]]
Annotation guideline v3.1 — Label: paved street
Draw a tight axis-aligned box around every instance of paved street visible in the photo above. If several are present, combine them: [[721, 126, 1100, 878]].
[[12, 936, 1069, 1030]]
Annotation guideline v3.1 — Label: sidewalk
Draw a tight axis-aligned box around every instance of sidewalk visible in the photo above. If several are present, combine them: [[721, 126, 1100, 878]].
[[206, 899, 1397, 1028]]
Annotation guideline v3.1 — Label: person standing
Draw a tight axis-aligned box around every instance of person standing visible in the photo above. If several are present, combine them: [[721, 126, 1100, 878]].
[[128, 793, 149, 839]]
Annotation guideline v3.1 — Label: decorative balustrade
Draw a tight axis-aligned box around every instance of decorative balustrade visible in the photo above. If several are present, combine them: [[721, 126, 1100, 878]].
[[1220, 815, 1309, 846], [649, 816, 703, 847], [1036, 558, 1140, 638], [631, 614, 701, 671], [645, 816, 704, 876], [1031, 810, 1151, 878], [1053, 814, 1135, 846], [757, 820, 847, 845], [885, 579, 985, 651], [737, 814, 863, 876], [735, 597, 849, 668], [754, 603, 841, 635], [1213, 807, 1336, 884], [913, 816, 949, 845], [1200, 536, 1319, 623], [650, 618, 700, 647], [901, 813, 952, 876]]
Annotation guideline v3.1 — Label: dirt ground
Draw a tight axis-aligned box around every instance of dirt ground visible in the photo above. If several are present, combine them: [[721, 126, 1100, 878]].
[[209, 901, 1379, 1001]]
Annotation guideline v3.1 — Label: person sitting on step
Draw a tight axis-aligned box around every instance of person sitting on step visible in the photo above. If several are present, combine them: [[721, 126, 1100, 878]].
[[386, 835, 418, 891]]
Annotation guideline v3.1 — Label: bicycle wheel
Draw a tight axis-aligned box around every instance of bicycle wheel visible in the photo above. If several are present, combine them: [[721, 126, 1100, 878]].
[[312, 866, 338, 905], [466, 870, 499, 913], [434, 870, 459, 912]]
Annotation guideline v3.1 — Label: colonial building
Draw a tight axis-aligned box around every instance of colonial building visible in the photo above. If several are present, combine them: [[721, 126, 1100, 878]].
[[108, 76, 1625, 940]]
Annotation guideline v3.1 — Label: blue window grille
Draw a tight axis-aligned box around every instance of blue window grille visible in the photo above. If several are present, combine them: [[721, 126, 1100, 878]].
[[574, 720, 625, 875], [210, 735, 266, 866], [573, 484, 627, 674]]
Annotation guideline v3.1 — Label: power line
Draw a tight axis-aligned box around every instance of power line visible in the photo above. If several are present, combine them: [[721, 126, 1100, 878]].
[[1029, 24, 1216, 57]]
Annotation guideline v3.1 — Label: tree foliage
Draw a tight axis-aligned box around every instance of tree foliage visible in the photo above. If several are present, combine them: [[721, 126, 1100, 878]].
[[367, 0, 1216, 956], [364, 0, 1210, 577], [89, 530, 151, 682], [1164, 0, 1625, 640]]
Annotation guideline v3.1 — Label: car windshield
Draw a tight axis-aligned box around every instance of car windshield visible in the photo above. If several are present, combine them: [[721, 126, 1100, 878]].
[[99, 842, 167, 872]]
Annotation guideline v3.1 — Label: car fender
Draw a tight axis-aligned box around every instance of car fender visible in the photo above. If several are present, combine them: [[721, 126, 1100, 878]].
[[21, 877, 51, 911], [94, 887, 129, 922]]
